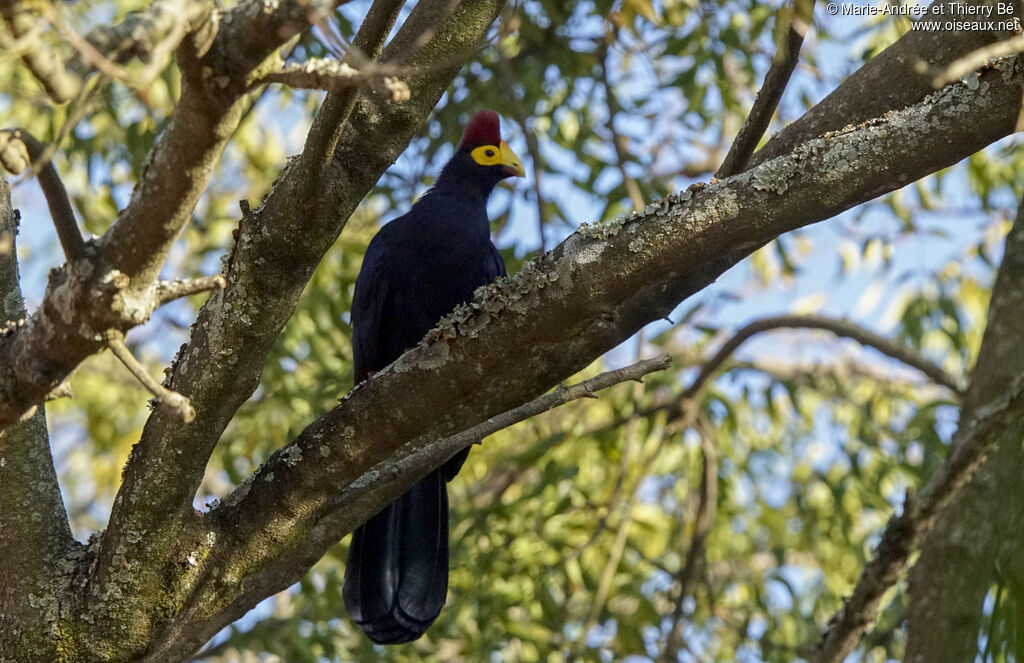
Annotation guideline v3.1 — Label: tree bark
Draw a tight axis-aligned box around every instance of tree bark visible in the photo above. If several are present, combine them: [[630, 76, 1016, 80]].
[[0, 179, 79, 660], [905, 196, 1024, 662]]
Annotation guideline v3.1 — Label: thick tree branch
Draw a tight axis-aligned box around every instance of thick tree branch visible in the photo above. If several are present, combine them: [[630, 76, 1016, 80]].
[[134, 57, 1024, 660], [145, 353, 666, 661], [904, 195, 1024, 661], [717, 0, 813, 178], [215, 54, 1022, 562], [0, 3, 1015, 658], [815, 373, 1024, 662], [748, 0, 1022, 169], [0, 178, 77, 660], [0, 2, 345, 652]]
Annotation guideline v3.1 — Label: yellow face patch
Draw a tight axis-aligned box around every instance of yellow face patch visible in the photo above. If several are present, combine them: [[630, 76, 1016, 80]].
[[470, 140, 525, 177], [470, 144, 504, 166]]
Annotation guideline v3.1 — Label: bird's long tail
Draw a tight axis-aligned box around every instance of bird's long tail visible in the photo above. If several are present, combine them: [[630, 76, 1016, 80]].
[[343, 468, 451, 644]]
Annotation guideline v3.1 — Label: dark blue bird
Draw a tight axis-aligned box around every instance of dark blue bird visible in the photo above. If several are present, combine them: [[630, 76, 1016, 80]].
[[343, 110, 524, 644]]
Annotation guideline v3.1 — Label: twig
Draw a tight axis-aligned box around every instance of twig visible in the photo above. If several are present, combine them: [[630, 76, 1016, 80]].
[[297, 0, 406, 179], [11, 72, 106, 191], [251, 58, 410, 100], [329, 356, 673, 526], [0, 18, 48, 56], [599, 39, 645, 210], [496, 54, 547, 252], [423, 355, 671, 458], [661, 416, 718, 662], [153, 275, 227, 306], [716, 0, 813, 178], [683, 314, 964, 401], [0, 129, 86, 260], [48, 0, 193, 90], [66, 0, 205, 77], [815, 371, 1024, 663], [106, 332, 195, 423], [0, 0, 80, 103], [932, 33, 1024, 88]]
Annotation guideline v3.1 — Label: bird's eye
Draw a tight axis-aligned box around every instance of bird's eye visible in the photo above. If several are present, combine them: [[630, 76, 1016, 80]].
[[471, 144, 505, 166]]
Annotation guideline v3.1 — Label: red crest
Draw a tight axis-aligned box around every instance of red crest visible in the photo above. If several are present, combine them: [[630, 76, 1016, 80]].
[[458, 110, 502, 149]]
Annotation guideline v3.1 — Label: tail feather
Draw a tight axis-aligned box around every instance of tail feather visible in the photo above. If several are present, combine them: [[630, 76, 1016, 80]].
[[343, 469, 450, 644]]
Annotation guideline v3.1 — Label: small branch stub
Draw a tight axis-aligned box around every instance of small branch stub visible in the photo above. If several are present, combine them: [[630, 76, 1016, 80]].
[[252, 58, 411, 101], [106, 331, 195, 422], [154, 274, 227, 306]]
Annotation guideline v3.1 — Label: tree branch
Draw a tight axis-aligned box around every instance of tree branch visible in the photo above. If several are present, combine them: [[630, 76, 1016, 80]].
[[153, 275, 227, 307], [193, 357, 671, 660], [716, 0, 813, 178], [904, 193, 1024, 661], [0, 0, 80, 103], [215, 54, 1021, 566], [42, 0, 189, 91], [1, 0, 210, 103], [144, 353, 668, 661], [0, 129, 86, 260], [65, 0, 209, 86], [748, 0, 1022, 169], [0, 0, 350, 430], [815, 372, 1024, 662], [683, 313, 964, 401], [299, 0, 408, 178], [99, 0, 351, 283], [106, 332, 195, 422], [0, 178, 77, 660], [250, 58, 410, 100]]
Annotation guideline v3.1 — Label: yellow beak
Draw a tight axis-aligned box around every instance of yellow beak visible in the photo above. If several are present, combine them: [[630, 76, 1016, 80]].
[[500, 140, 525, 178]]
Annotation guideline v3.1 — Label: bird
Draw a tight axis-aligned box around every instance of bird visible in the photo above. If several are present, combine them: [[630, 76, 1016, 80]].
[[342, 110, 524, 644]]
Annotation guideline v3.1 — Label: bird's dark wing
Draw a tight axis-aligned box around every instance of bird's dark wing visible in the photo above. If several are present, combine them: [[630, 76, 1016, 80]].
[[486, 241, 507, 280], [351, 217, 506, 383]]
